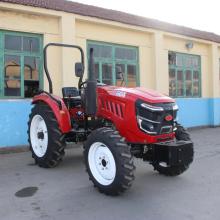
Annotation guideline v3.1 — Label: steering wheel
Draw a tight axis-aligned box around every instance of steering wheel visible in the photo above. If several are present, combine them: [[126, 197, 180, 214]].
[[79, 79, 102, 90], [79, 80, 87, 90]]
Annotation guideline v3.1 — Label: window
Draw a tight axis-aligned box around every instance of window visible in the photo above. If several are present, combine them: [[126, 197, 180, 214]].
[[88, 41, 139, 87], [168, 52, 201, 97], [23, 37, 40, 53], [0, 31, 43, 98], [5, 35, 22, 51], [4, 55, 21, 96], [24, 57, 40, 98]]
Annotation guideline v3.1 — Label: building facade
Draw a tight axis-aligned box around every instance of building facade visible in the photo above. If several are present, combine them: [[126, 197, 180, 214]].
[[0, 0, 220, 147]]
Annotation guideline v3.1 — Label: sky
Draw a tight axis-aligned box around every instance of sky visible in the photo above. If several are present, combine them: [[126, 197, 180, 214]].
[[72, 0, 220, 35]]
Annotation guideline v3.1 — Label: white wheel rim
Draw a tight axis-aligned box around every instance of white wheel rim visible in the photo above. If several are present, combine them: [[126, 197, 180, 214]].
[[88, 142, 116, 186], [30, 115, 48, 158]]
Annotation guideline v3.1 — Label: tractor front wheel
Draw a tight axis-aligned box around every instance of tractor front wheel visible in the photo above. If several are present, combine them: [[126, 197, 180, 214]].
[[28, 102, 65, 168], [84, 128, 135, 196]]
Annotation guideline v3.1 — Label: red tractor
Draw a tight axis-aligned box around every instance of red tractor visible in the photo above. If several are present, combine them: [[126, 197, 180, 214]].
[[28, 43, 194, 196]]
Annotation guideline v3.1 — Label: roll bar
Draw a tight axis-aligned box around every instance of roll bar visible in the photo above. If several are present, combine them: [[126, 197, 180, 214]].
[[43, 43, 85, 94]]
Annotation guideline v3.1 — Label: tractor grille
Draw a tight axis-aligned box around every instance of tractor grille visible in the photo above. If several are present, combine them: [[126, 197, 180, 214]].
[[136, 99, 178, 135]]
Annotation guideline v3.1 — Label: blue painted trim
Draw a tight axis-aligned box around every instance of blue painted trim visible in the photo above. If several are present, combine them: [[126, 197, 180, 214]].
[[176, 98, 220, 128], [0, 98, 219, 148], [0, 99, 32, 147], [211, 98, 220, 126]]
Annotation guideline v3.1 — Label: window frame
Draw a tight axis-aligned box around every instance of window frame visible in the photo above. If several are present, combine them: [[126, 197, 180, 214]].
[[87, 40, 140, 87], [168, 51, 201, 98], [0, 30, 43, 99]]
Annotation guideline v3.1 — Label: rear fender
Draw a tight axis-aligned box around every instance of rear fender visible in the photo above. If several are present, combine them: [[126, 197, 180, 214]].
[[32, 93, 71, 133]]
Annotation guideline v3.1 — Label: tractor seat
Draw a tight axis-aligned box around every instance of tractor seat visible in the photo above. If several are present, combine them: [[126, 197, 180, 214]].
[[62, 87, 81, 108], [62, 87, 80, 98]]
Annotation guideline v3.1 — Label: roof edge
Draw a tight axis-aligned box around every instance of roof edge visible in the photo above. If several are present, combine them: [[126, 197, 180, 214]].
[[1, 0, 220, 43]]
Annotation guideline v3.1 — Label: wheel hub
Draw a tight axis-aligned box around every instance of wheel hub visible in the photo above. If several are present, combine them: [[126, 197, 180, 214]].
[[37, 131, 44, 140], [101, 159, 107, 167], [88, 142, 116, 186]]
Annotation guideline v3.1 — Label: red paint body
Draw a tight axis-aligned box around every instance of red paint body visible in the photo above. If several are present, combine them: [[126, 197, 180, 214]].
[[96, 86, 175, 144], [33, 93, 71, 133], [32, 86, 176, 144]]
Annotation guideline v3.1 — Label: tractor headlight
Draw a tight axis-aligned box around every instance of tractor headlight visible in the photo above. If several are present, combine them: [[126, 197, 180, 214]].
[[140, 103, 164, 112], [173, 103, 179, 111], [172, 103, 179, 122], [136, 100, 162, 134], [137, 116, 157, 134]]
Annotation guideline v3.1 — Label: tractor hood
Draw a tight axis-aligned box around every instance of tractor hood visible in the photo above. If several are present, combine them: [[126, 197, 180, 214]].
[[99, 86, 175, 104]]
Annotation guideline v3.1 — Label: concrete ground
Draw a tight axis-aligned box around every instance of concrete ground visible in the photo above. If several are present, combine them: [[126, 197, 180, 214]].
[[0, 127, 220, 220]]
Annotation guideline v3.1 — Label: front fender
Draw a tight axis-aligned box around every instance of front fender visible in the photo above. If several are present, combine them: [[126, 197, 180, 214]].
[[32, 93, 71, 133]]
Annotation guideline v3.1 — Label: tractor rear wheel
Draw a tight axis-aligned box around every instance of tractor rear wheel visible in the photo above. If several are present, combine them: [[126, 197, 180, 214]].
[[84, 128, 135, 196], [152, 124, 194, 176], [28, 102, 65, 168]]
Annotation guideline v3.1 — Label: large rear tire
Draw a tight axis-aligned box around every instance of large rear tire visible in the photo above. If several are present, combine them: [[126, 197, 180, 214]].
[[28, 102, 65, 168], [153, 124, 194, 176], [84, 128, 135, 196]]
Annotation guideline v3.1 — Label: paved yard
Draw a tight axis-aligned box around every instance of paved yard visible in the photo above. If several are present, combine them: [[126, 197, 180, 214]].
[[0, 127, 220, 220]]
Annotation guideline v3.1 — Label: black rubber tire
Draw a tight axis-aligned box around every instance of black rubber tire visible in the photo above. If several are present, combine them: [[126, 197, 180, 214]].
[[28, 102, 65, 168], [175, 123, 191, 141], [84, 128, 135, 196], [153, 124, 193, 176]]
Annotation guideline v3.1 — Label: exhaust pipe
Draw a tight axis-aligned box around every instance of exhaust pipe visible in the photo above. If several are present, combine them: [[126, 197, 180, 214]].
[[85, 48, 97, 116]]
